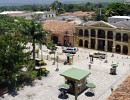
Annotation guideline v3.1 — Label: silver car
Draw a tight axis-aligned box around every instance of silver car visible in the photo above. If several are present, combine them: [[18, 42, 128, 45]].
[[62, 47, 77, 54]]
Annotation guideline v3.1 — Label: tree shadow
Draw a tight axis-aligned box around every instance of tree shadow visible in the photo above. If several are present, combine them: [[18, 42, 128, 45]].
[[58, 94, 68, 99], [8, 90, 19, 97]]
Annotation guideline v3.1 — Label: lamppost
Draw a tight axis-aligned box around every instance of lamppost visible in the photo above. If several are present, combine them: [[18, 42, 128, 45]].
[[52, 50, 56, 65], [39, 61, 42, 80], [112, 46, 115, 57], [75, 81, 78, 100], [55, 52, 59, 71], [104, 46, 108, 63]]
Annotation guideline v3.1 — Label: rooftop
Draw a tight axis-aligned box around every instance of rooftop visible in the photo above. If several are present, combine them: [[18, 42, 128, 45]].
[[109, 16, 130, 19], [59, 11, 94, 18], [108, 75, 130, 100], [110, 20, 130, 29], [60, 67, 91, 81], [43, 21, 75, 35]]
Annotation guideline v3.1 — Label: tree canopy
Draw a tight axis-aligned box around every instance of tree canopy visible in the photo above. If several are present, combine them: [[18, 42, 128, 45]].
[[16, 18, 49, 61], [105, 3, 130, 16], [0, 34, 30, 89]]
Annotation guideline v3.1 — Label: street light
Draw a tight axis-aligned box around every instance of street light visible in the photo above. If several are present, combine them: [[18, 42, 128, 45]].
[[55, 52, 59, 71], [39, 61, 42, 80], [52, 50, 56, 65], [104, 46, 108, 63], [112, 46, 115, 57]]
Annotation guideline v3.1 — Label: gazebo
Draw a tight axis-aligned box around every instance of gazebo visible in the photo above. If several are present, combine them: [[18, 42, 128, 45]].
[[60, 67, 91, 100]]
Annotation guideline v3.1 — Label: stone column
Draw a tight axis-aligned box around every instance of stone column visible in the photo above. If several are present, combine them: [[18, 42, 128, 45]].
[[88, 29, 91, 49], [83, 28, 85, 37], [105, 30, 108, 51], [121, 43, 123, 54], [112, 31, 116, 53], [95, 29, 98, 50], [121, 33, 123, 42]]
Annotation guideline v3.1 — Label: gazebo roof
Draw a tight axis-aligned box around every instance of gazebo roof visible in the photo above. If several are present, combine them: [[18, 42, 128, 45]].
[[60, 67, 91, 81]]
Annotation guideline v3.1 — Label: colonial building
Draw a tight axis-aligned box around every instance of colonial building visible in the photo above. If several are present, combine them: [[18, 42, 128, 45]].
[[43, 21, 75, 46], [75, 20, 130, 55]]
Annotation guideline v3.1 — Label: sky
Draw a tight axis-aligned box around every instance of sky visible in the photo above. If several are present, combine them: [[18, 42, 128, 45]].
[[0, 0, 123, 6]]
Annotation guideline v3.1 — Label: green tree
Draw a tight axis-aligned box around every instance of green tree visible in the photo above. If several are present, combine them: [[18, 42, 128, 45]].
[[17, 18, 49, 63], [106, 3, 129, 16], [0, 15, 15, 35], [50, 0, 64, 14], [0, 34, 30, 89], [93, 8, 107, 21]]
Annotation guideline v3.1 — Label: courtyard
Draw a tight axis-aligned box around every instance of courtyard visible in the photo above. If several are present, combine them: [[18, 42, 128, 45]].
[[1, 46, 130, 100]]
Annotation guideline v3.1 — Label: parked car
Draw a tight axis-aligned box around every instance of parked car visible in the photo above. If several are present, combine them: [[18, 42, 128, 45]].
[[62, 47, 77, 54], [92, 52, 106, 59]]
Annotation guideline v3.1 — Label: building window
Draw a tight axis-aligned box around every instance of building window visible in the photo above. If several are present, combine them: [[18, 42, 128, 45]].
[[84, 40, 88, 48], [79, 39, 83, 47], [116, 33, 121, 41], [84, 29, 89, 37], [91, 29, 96, 37], [79, 29, 83, 37], [123, 33, 128, 42], [91, 39, 95, 49], [116, 45, 121, 53], [107, 31, 113, 39], [123, 45, 128, 55], [98, 29, 105, 38]]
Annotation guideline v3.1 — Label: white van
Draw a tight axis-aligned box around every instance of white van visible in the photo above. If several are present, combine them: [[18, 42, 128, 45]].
[[62, 47, 77, 54]]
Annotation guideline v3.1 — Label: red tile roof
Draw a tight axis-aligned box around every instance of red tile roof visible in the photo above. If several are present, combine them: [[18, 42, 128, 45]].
[[108, 75, 130, 100], [60, 11, 95, 18], [43, 21, 75, 36]]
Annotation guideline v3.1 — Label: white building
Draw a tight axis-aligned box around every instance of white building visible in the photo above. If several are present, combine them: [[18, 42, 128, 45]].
[[0, 11, 25, 15], [35, 11, 56, 19], [123, 0, 130, 4], [108, 16, 130, 23]]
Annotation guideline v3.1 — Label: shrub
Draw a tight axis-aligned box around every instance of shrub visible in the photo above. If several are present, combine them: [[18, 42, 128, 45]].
[[40, 60, 47, 66], [41, 68, 50, 76]]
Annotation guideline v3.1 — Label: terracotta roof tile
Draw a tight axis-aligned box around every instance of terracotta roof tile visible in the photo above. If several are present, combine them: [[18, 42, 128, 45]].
[[60, 11, 95, 18], [43, 21, 75, 35], [108, 75, 130, 100]]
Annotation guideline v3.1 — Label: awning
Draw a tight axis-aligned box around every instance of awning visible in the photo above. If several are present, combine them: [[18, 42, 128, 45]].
[[58, 84, 70, 90], [86, 83, 96, 89]]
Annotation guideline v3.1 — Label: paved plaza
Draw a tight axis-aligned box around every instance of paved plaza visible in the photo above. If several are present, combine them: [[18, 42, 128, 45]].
[[1, 46, 130, 100]]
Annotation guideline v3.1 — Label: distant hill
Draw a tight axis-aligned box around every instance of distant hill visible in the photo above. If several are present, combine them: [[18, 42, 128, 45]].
[[0, 0, 123, 6]]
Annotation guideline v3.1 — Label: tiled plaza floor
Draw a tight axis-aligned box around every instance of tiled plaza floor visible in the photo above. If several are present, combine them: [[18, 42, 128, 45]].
[[1, 46, 130, 100]]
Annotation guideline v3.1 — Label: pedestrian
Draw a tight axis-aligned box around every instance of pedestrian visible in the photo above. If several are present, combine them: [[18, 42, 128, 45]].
[[92, 57, 94, 63], [89, 63, 91, 69]]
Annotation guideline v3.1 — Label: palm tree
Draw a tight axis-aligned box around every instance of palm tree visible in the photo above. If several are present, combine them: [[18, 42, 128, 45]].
[[17, 18, 49, 63]]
